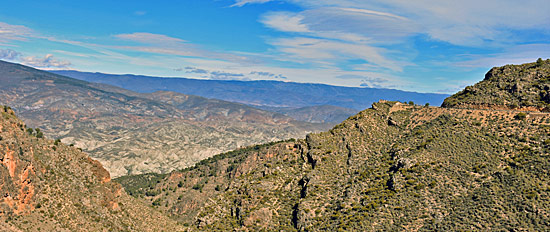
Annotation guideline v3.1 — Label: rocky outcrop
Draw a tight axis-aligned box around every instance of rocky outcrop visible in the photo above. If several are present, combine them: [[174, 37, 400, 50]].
[[443, 59, 550, 110]]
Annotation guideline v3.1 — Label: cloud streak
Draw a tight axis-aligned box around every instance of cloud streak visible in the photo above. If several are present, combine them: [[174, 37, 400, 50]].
[[113, 32, 253, 64], [231, 0, 274, 7], [116, 32, 185, 45], [0, 22, 33, 43]]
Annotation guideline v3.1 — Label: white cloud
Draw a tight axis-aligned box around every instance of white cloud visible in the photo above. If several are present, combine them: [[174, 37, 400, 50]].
[[0, 47, 72, 69], [21, 54, 71, 69], [0, 48, 22, 60], [260, 12, 310, 33]]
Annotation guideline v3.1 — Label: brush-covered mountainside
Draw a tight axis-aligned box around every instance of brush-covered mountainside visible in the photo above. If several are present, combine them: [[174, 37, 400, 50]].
[[0, 60, 330, 177], [443, 58, 550, 110], [0, 106, 183, 231], [51, 70, 449, 110], [117, 60, 550, 231]]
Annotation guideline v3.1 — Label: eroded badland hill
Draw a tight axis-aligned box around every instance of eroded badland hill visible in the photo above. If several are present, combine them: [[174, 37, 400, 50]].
[[0, 106, 183, 231]]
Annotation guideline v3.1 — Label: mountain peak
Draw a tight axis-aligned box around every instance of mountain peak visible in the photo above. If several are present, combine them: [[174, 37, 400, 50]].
[[442, 59, 550, 110]]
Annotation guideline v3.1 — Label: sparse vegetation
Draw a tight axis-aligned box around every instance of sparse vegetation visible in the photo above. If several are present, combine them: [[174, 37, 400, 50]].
[[115, 61, 550, 231]]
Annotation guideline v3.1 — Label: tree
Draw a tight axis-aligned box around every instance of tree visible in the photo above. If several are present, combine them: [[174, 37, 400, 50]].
[[537, 58, 543, 67]]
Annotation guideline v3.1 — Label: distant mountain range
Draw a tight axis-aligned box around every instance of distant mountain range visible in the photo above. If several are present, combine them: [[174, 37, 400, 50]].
[[51, 70, 449, 110], [0, 60, 329, 177]]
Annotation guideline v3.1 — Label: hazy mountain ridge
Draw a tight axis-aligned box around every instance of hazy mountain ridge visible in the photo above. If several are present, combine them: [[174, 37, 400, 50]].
[[257, 105, 359, 123], [117, 61, 550, 231], [0, 60, 330, 177], [0, 106, 184, 231], [51, 70, 449, 110]]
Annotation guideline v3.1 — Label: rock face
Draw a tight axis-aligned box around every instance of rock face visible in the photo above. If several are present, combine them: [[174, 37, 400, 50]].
[[0, 60, 330, 177], [0, 105, 183, 231], [118, 61, 550, 231], [442, 59, 550, 110]]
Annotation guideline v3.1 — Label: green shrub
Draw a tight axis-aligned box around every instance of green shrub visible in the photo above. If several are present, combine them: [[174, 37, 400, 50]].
[[515, 112, 527, 120]]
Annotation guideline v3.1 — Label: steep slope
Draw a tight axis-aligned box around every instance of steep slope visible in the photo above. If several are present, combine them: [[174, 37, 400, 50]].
[[0, 60, 329, 177], [118, 61, 550, 231], [443, 58, 550, 110], [0, 106, 183, 231], [51, 70, 449, 110]]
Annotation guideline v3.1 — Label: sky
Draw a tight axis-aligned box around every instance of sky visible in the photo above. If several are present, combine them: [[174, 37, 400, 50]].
[[0, 0, 549, 93]]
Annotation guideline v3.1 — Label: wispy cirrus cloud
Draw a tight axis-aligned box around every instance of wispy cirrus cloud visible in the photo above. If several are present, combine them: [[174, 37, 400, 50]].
[[252, 0, 550, 46], [115, 32, 185, 45], [231, 0, 274, 7], [259, 8, 414, 73], [267, 36, 404, 72], [114, 32, 253, 63], [0, 22, 33, 44], [453, 44, 550, 68]]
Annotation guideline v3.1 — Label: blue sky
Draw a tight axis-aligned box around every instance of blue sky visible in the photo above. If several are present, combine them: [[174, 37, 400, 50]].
[[0, 0, 549, 93]]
